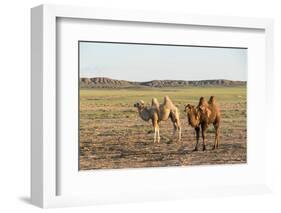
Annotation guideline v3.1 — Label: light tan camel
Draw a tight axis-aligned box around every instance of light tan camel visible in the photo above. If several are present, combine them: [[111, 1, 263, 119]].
[[184, 96, 221, 151], [134, 96, 181, 143], [134, 100, 160, 143], [155, 96, 181, 141]]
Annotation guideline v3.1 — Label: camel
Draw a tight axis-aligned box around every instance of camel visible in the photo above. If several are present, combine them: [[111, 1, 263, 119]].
[[184, 96, 221, 151], [134, 96, 181, 143]]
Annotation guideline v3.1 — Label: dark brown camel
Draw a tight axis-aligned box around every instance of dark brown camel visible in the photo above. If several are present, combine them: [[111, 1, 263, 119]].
[[184, 96, 221, 151]]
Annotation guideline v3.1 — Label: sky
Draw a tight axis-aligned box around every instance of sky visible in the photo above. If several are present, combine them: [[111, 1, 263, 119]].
[[79, 41, 247, 81]]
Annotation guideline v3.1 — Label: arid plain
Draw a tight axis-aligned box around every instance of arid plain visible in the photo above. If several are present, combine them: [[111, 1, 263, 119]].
[[79, 82, 247, 170]]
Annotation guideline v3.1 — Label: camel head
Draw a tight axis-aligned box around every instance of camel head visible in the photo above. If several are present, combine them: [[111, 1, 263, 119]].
[[134, 100, 145, 110], [184, 104, 200, 127]]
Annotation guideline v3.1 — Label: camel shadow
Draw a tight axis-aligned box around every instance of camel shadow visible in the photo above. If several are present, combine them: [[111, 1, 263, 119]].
[[175, 144, 192, 154]]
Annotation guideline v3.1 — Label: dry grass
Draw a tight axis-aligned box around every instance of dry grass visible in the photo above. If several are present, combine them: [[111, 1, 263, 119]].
[[79, 86, 246, 170]]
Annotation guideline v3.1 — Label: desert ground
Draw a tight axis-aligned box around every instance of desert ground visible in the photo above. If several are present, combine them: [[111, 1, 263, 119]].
[[79, 86, 247, 170]]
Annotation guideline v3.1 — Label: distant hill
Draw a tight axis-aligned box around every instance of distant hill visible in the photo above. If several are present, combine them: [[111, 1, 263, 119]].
[[80, 77, 246, 88]]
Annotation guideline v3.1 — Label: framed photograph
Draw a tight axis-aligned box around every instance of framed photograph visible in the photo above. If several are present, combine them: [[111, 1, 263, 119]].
[[31, 4, 274, 208]]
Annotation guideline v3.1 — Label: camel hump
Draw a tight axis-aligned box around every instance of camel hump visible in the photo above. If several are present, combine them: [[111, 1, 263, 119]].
[[151, 98, 160, 108], [198, 96, 208, 107], [163, 96, 175, 108], [163, 96, 171, 104], [208, 96, 216, 104]]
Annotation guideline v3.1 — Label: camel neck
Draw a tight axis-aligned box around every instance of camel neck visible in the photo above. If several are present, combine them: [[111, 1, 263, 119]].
[[138, 107, 150, 121], [188, 114, 200, 127]]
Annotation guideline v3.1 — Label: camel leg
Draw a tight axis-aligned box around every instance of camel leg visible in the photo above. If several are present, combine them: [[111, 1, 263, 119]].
[[172, 123, 177, 138], [215, 125, 220, 149], [169, 115, 177, 142], [212, 138, 217, 150], [194, 127, 200, 151], [153, 128, 157, 143], [178, 126, 181, 142], [201, 124, 207, 151], [152, 119, 158, 143], [172, 122, 181, 142], [169, 115, 176, 140], [212, 123, 220, 149], [170, 112, 181, 142], [157, 126, 160, 143], [176, 119, 181, 142]]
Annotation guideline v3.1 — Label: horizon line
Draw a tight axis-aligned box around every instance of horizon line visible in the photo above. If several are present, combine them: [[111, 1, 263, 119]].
[[79, 76, 247, 82]]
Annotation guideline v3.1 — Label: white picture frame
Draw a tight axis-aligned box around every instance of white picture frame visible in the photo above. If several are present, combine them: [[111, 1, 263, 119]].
[[31, 4, 274, 208]]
